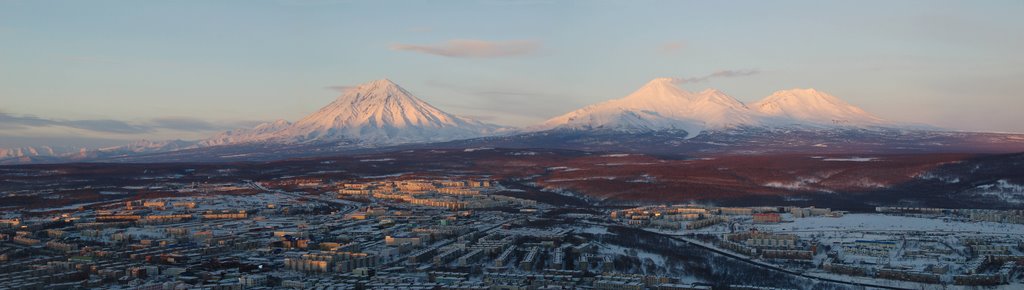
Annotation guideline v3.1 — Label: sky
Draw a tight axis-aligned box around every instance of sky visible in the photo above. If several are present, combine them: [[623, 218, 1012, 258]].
[[2, 0, 1023, 147]]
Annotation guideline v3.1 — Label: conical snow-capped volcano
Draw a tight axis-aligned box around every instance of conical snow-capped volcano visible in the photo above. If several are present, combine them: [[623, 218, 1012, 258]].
[[277, 79, 500, 143], [202, 79, 502, 145], [751, 88, 887, 126], [534, 78, 755, 135]]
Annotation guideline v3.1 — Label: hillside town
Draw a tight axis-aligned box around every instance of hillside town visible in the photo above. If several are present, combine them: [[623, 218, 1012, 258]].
[[1, 172, 1023, 290]]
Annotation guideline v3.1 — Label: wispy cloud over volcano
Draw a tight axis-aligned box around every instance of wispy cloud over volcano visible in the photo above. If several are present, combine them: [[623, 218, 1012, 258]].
[[0, 113, 251, 135], [671, 69, 760, 84], [0, 113, 150, 134], [391, 39, 540, 58]]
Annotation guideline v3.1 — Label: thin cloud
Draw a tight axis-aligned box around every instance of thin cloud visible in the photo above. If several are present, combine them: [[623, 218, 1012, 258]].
[[425, 80, 585, 120], [482, 0, 555, 5], [273, 0, 354, 6], [671, 69, 760, 84], [408, 27, 433, 33], [659, 41, 686, 54], [224, 120, 268, 129], [147, 117, 264, 132], [0, 113, 57, 128], [68, 119, 151, 134], [391, 39, 540, 58], [0, 113, 254, 135], [65, 55, 121, 65], [459, 114, 501, 122], [0, 135, 131, 149], [148, 117, 217, 131], [325, 85, 355, 93], [0, 113, 149, 134]]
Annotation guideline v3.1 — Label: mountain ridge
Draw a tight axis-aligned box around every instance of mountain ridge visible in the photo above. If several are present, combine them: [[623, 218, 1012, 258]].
[[5, 77, 1023, 164], [536, 78, 897, 134]]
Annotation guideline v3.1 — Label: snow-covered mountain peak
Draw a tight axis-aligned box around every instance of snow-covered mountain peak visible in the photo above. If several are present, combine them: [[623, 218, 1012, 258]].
[[751, 88, 887, 126], [758, 88, 839, 106], [534, 78, 756, 135], [623, 77, 695, 102], [257, 119, 291, 130], [535, 78, 909, 136], [365, 78, 397, 86], [696, 88, 747, 107], [290, 79, 466, 134], [342, 78, 415, 103], [200, 79, 503, 145], [98, 139, 195, 153], [698, 88, 722, 94]]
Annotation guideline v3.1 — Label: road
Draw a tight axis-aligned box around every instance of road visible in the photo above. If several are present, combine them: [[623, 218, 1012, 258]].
[[583, 220, 915, 290], [245, 180, 361, 215]]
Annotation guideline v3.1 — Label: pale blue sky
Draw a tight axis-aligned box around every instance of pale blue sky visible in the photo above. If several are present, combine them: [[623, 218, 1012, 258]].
[[1, 0, 1023, 147]]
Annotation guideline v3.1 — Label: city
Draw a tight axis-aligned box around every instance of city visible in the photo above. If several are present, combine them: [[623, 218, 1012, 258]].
[[2, 166, 1023, 289]]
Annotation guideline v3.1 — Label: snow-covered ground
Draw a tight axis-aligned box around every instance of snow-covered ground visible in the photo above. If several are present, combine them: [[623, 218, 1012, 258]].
[[657, 213, 1024, 288], [821, 157, 878, 162], [758, 214, 1024, 235], [972, 179, 1024, 204]]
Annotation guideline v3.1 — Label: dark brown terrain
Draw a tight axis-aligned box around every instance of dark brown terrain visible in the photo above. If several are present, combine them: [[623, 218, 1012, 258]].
[[3, 148, 1022, 212]]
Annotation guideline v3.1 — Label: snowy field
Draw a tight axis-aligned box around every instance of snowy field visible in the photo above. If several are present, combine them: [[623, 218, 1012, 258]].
[[758, 214, 1024, 236]]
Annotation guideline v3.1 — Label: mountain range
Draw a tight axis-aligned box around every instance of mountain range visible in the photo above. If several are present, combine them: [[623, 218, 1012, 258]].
[[2, 78, 1022, 164], [533, 77, 893, 137]]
